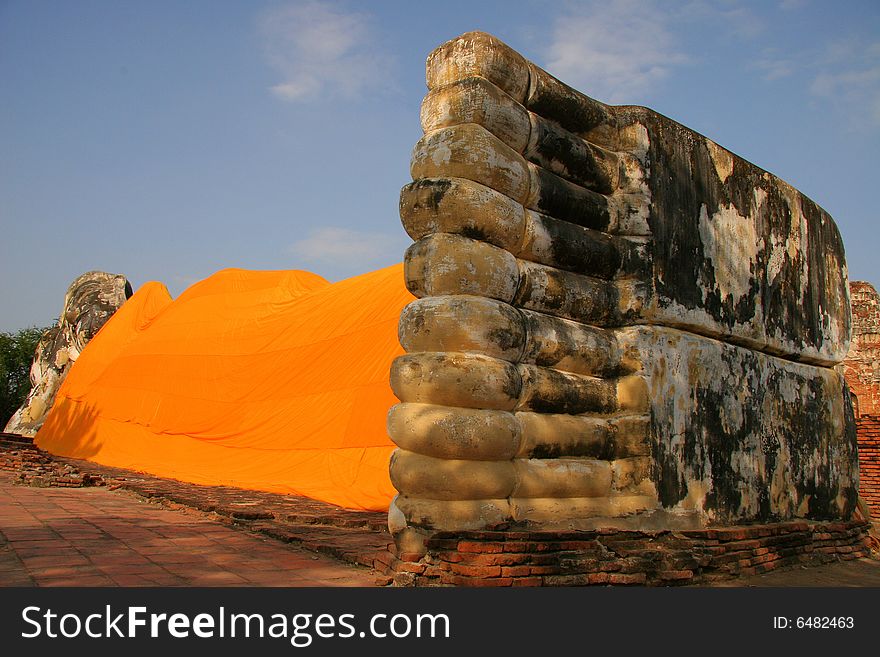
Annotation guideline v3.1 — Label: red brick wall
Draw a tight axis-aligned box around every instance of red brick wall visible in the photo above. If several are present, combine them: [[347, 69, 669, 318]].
[[843, 281, 880, 517], [390, 522, 872, 586], [856, 415, 880, 517], [844, 281, 880, 416]]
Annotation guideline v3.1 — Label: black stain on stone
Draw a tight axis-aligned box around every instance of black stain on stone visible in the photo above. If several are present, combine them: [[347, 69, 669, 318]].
[[522, 368, 614, 415], [532, 167, 610, 232], [458, 226, 490, 242], [618, 240, 652, 280], [784, 377, 857, 519], [515, 266, 613, 327], [697, 386, 745, 522], [528, 117, 613, 194], [613, 105, 848, 357], [501, 366, 524, 400], [401, 178, 453, 213], [528, 440, 603, 459], [655, 399, 689, 508], [404, 307, 425, 335], [486, 326, 522, 353], [537, 214, 620, 279], [634, 110, 728, 321], [528, 443, 562, 459], [525, 72, 613, 137], [838, 382, 859, 516], [653, 344, 857, 523]]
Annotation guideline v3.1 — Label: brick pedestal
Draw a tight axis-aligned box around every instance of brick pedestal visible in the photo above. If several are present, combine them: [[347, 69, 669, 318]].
[[856, 416, 880, 517], [390, 521, 872, 586]]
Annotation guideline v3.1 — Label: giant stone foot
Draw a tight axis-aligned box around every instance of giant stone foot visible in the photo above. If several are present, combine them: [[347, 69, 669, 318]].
[[388, 32, 857, 556]]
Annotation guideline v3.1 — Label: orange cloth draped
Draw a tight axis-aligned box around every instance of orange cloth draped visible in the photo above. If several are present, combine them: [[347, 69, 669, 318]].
[[35, 263, 413, 511]]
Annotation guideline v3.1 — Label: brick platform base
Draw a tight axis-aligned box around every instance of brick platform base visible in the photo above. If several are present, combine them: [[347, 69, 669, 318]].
[[390, 522, 872, 587], [857, 415, 880, 517]]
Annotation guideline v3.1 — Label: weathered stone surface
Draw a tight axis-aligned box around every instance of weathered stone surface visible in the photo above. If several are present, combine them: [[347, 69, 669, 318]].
[[411, 124, 530, 205], [524, 62, 618, 146], [394, 495, 511, 532], [611, 456, 654, 494], [419, 32, 851, 366], [390, 449, 516, 500], [607, 416, 652, 458], [388, 403, 521, 461], [5, 271, 131, 436], [509, 495, 659, 526], [421, 77, 531, 153], [515, 412, 609, 459], [425, 31, 529, 102], [515, 364, 616, 414], [615, 374, 650, 413], [517, 310, 621, 376], [518, 210, 627, 280], [618, 325, 858, 523], [512, 458, 612, 498], [525, 112, 620, 194], [390, 30, 858, 545], [390, 352, 521, 410], [399, 178, 648, 280], [513, 260, 613, 325], [404, 233, 520, 301], [399, 177, 526, 251], [399, 296, 526, 362], [622, 107, 851, 365]]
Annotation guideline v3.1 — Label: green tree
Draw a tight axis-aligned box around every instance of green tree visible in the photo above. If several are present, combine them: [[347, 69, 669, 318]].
[[0, 326, 50, 428]]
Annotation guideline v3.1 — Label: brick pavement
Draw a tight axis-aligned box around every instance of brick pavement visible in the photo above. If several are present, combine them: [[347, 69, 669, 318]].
[[0, 473, 382, 587], [54, 456, 396, 572], [0, 433, 396, 574]]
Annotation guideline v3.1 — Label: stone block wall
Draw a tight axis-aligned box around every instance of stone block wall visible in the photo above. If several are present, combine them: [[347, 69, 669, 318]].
[[388, 31, 860, 564]]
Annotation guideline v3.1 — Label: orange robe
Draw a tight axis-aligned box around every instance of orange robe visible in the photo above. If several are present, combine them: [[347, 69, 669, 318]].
[[36, 263, 413, 511]]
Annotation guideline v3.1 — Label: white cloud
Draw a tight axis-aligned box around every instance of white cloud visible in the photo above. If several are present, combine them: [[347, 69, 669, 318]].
[[258, 1, 392, 102], [542, 0, 688, 104], [810, 40, 880, 126], [753, 53, 795, 81], [288, 227, 404, 266]]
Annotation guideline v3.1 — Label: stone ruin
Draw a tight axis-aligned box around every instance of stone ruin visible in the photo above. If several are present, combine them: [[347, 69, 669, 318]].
[[844, 281, 880, 418], [5, 271, 131, 436], [3, 32, 871, 586], [387, 32, 869, 585], [843, 281, 880, 518]]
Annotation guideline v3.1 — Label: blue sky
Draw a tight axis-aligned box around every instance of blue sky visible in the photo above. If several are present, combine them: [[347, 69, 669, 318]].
[[1, 0, 878, 332]]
